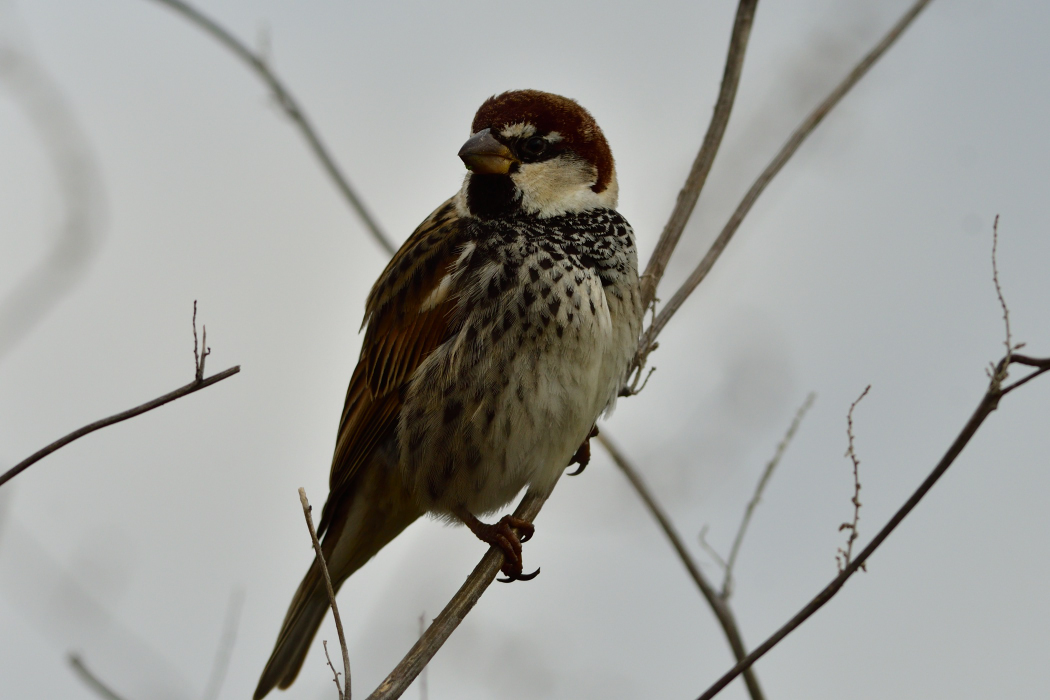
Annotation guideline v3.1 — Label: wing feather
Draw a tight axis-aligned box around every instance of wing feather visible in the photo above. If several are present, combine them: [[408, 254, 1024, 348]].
[[318, 198, 468, 534]]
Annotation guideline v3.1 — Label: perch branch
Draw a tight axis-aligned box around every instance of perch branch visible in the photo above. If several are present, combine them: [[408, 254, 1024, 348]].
[[299, 488, 351, 700], [367, 485, 555, 700], [598, 434, 765, 700], [694, 352, 1050, 700], [637, 0, 934, 363], [146, 0, 395, 255]]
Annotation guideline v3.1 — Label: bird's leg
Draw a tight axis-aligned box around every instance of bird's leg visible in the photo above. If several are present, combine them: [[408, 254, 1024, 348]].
[[567, 425, 600, 476], [453, 506, 539, 583]]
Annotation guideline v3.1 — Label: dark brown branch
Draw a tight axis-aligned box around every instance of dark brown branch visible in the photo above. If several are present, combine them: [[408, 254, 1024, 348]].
[[598, 434, 765, 700], [695, 352, 1050, 700], [0, 365, 240, 488], [146, 0, 395, 255], [723, 392, 816, 597], [299, 488, 351, 700], [640, 0, 933, 356], [367, 486, 555, 700], [68, 654, 128, 700], [638, 0, 759, 310]]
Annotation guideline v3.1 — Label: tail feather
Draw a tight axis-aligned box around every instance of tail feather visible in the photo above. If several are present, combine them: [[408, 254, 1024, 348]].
[[254, 462, 422, 700]]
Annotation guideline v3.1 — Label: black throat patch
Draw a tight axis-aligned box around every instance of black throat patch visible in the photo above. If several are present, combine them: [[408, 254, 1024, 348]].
[[466, 174, 520, 220]]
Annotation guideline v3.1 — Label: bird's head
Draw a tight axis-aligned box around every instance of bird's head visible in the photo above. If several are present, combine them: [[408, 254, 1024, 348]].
[[456, 89, 618, 220]]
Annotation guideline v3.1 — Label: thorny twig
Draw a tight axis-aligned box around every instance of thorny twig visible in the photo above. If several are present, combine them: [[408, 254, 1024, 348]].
[[299, 488, 351, 700], [0, 304, 240, 488], [837, 386, 870, 573], [146, 0, 395, 254]]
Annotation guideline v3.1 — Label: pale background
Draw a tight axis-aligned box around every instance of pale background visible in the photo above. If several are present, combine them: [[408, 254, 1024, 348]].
[[2, 1, 1049, 699]]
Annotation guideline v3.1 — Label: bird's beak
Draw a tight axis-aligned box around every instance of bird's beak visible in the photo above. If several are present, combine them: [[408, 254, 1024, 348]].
[[458, 128, 517, 175]]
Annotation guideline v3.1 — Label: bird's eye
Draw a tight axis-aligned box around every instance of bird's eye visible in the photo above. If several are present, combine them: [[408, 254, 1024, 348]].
[[521, 136, 547, 157]]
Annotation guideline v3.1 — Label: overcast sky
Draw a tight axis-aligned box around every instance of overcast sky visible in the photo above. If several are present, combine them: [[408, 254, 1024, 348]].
[[2, 1, 1049, 699]]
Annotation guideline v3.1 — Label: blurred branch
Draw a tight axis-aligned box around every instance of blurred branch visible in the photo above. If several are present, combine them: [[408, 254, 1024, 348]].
[[367, 486, 554, 700], [695, 352, 1050, 700], [636, 0, 933, 368], [0, 304, 240, 488], [722, 392, 816, 598], [598, 434, 765, 700], [68, 654, 128, 700], [145, 0, 395, 255], [638, 0, 758, 310], [0, 17, 106, 360], [201, 588, 245, 700], [836, 386, 869, 573], [299, 488, 351, 700]]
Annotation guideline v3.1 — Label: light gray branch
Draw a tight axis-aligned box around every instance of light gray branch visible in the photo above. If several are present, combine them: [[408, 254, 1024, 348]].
[[146, 0, 395, 255], [639, 0, 934, 359]]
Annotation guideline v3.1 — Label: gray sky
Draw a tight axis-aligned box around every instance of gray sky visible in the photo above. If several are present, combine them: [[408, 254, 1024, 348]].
[[2, 1, 1049, 699]]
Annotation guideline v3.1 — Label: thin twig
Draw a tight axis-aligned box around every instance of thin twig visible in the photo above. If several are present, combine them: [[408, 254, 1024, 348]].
[[146, 0, 395, 255], [367, 485, 555, 700], [598, 434, 765, 700], [694, 352, 1050, 700], [723, 392, 816, 597], [68, 654, 128, 700], [0, 364, 239, 488], [638, 0, 934, 360], [201, 588, 246, 700], [639, 0, 759, 310], [299, 488, 351, 700], [323, 641, 344, 699], [837, 386, 870, 573]]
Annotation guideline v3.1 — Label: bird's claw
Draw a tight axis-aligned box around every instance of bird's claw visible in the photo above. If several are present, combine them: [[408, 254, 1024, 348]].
[[567, 425, 599, 476]]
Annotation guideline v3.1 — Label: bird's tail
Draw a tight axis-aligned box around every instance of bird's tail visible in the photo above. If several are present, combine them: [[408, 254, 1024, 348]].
[[254, 463, 422, 700]]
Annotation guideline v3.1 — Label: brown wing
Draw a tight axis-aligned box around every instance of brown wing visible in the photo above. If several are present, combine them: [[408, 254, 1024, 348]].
[[318, 198, 467, 535]]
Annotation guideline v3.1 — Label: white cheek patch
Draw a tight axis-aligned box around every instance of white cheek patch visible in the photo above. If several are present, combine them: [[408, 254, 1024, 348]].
[[511, 155, 619, 217], [499, 122, 536, 139]]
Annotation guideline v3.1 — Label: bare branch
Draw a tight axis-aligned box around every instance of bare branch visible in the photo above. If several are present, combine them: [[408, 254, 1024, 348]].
[[68, 654, 128, 700], [0, 20, 105, 360], [639, 0, 759, 309], [323, 641, 345, 699], [0, 364, 239, 488], [639, 0, 934, 359], [723, 392, 816, 597], [837, 386, 870, 573], [299, 488, 351, 700], [145, 0, 396, 255], [367, 486, 554, 700], [201, 588, 245, 700], [598, 434, 765, 700], [0, 304, 240, 488], [694, 352, 1050, 700]]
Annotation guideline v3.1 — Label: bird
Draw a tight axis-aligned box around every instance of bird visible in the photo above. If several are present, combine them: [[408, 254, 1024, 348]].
[[254, 89, 642, 699]]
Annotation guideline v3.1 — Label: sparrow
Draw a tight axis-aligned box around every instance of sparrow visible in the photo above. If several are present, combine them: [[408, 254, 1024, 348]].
[[254, 89, 641, 699]]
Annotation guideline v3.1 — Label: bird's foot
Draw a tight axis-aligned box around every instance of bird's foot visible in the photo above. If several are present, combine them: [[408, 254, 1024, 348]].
[[567, 425, 600, 476], [455, 508, 539, 583]]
